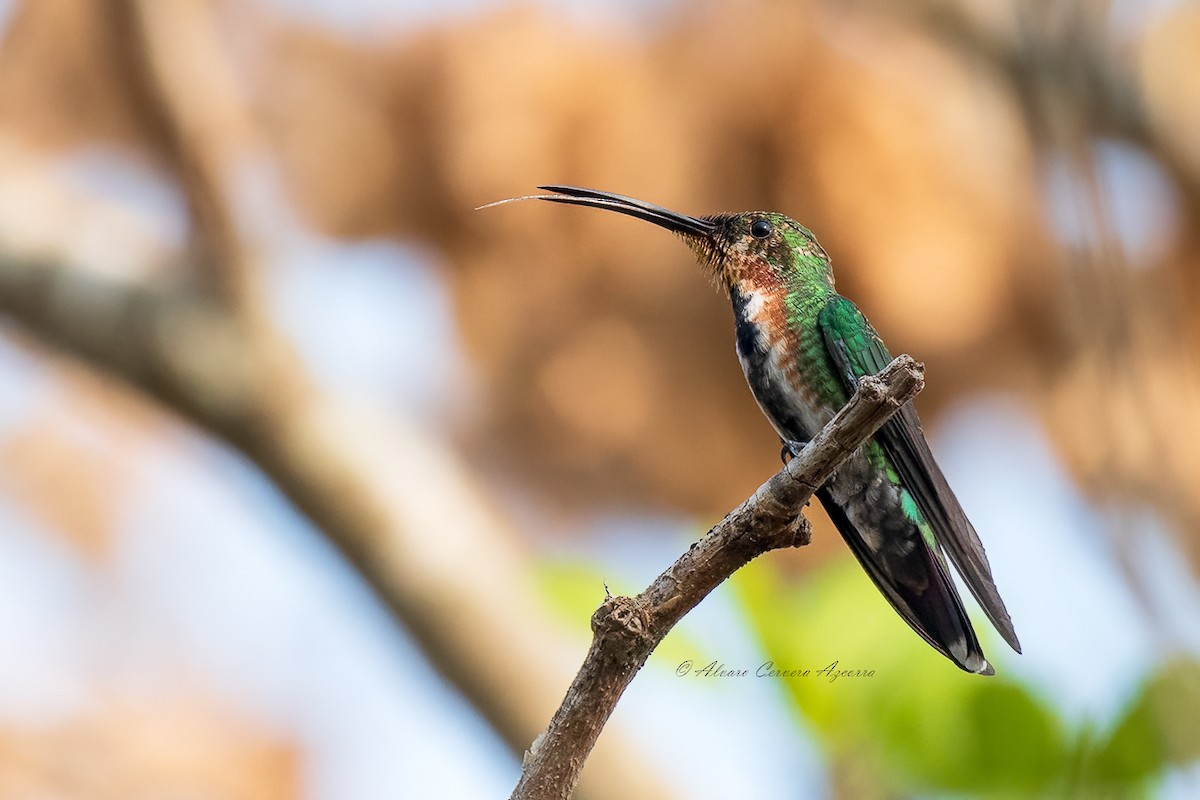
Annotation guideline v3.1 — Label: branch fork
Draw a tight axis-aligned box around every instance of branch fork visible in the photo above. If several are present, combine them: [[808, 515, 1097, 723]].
[[512, 355, 925, 800]]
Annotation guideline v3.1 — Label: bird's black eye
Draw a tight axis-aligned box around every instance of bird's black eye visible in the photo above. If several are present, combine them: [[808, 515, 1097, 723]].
[[750, 218, 773, 239]]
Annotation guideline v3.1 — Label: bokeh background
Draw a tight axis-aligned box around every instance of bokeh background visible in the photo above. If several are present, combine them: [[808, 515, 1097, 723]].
[[0, 0, 1198, 797]]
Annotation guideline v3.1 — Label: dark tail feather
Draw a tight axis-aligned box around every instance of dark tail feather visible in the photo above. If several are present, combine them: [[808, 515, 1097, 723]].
[[876, 405, 1022, 654], [817, 488, 993, 675]]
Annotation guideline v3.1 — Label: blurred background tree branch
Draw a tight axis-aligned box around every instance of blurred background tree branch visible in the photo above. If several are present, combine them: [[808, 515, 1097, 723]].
[[0, 0, 1197, 797]]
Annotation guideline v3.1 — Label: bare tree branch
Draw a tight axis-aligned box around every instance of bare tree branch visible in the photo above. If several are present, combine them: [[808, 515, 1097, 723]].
[[511, 355, 926, 800], [859, 0, 1200, 197], [108, 0, 266, 307]]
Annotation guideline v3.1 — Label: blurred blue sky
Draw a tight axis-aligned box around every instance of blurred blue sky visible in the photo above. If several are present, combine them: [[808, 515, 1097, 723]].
[[3, 136, 1197, 794], [3, 302, 1195, 796], [1042, 140, 1179, 266], [1, 1, 1198, 797]]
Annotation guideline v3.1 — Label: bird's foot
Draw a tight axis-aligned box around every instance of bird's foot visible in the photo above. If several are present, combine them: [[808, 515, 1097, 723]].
[[779, 438, 806, 466]]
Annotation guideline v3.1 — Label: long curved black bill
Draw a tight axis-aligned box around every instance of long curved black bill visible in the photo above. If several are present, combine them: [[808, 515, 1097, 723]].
[[478, 185, 714, 238]]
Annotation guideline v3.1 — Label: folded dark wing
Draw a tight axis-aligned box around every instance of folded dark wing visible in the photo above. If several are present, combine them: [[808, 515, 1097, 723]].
[[817, 295, 1021, 653]]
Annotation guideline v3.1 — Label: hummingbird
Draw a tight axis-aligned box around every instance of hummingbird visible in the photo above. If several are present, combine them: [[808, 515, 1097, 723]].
[[482, 185, 1020, 674]]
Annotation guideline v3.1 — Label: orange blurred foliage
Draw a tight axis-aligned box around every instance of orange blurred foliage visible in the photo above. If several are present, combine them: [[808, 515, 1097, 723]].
[[0, 698, 298, 800], [0, 0, 1197, 542]]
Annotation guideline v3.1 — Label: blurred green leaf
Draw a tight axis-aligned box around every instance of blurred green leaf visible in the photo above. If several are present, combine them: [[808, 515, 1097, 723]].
[[1090, 657, 1200, 786], [530, 558, 709, 670], [878, 675, 1064, 793], [733, 556, 1068, 796], [531, 559, 614, 636], [538, 553, 1199, 799]]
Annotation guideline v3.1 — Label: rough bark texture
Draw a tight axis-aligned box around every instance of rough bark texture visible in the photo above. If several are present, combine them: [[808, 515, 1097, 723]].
[[511, 356, 925, 800]]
